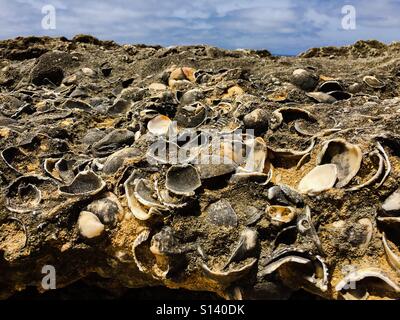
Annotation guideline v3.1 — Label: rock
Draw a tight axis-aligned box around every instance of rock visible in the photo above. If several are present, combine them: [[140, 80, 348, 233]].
[[291, 69, 318, 91], [243, 108, 269, 135], [78, 211, 105, 239], [30, 51, 75, 86]]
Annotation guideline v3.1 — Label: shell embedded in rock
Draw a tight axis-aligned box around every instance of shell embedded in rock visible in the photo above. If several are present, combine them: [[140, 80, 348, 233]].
[[147, 115, 172, 136], [86, 193, 122, 226], [205, 199, 238, 227], [335, 267, 400, 296], [92, 129, 135, 157], [306, 92, 337, 104], [266, 205, 296, 226], [59, 170, 105, 196], [363, 76, 385, 89], [382, 188, 400, 215], [78, 211, 105, 239], [318, 80, 343, 93], [316, 139, 362, 188], [298, 164, 338, 195], [165, 164, 201, 196]]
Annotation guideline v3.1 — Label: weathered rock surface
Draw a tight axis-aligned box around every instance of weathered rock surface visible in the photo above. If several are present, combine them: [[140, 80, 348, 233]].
[[1, 36, 400, 300]]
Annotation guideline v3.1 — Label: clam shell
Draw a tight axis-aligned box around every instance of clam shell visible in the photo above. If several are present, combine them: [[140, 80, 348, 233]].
[[266, 205, 296, 226], [298, 164, 338, 195], [382, 233, 400, 274], [382, 188, 400, 215], [335, 267, 400, 294], [318, 80, 343, 93], [59, 170, 105, 196], [316, 139, 362, 188], [165, 164, 201, 196], [224, 228, 258, 268], [306, 92, 336, 104], [147, 115, 172, 136], [270, 107, 317, 130], [363, 76, 385, 89]]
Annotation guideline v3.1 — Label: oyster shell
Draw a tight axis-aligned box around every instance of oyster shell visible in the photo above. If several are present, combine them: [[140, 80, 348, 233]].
[[205, 199, 238, 227], [147, 115, 172, 136], [363, 76, 385, 89], [165, 164, 201, 196]]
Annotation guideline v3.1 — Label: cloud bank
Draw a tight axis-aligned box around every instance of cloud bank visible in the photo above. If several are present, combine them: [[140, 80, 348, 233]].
[[0, 0, 399, 55]]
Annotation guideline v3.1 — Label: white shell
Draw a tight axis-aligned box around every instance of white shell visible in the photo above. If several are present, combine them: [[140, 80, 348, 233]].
[[298, 164, 338, 195], [78, 211, 105, 239], [147, 115, 172, 136]]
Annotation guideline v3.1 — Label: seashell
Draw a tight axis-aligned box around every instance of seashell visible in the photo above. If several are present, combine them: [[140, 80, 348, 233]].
[[165, 164, 201, 196], [335, 267, 400, 296], [59, 170, 105, 196], [169, 67, 196, 85], [363, 76, 385, 89], [243, 109, 269, 135], [134, 178, 166, 210], [266, 205, 296, 226], [107, 98, 132, 115], [200, 258, 257, 284], [5, 175, 53, 213], [179, 89, 204, 106], [132, 228, 151, 273], [297, 206, 323, 254], [382, 188, 400, 215], [124, 170, 159, 221], [270, 107, 317, 130], [291, 69, 318, 91], [318, 80, 343, 93], [92, 129, 135, 157], [147, 115, 172, 136], [306, 92, 337, 104], [245, 206, 263, 225], [175, 103, 207, 128], [382, 233, 400, 274], [267, 184, 304, 207], [44, 157, 75, 184], [346, 150, 384, 191], [316, 139, 362, 188], [358, 217, 373, 252], [148, 83, 167, 91], [205, 199, 238, 227], [102, 147, 141, 175], [78, 211, 104, 239], [86, 192, 122, 226], [224, 228, 258, 268], [298, 164, 338, 195], [155, 180, 188, 209], [1, 146, 29, 173], [259, 247, 328, 292], [61, 99, 92, 110], [375, 142, 391, 188], [327, 91, 352, 101], [268, 137, 316, 159]]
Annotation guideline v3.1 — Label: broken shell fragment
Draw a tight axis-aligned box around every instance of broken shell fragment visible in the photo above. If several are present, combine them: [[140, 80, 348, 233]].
[[266, 206, 296, 226], [200, 258, 257, 285], [134, 178, 165, 209], [335, 267, 400, 297], [132, 228, 151, 273], [59, 170, 105, 196], [147, 115, 172, 136], [317, 139, 362, 188], [196, 155, 238, 179], [363, 76, 385, 89], [224, 228, 258, 268], [318, 80, 343, 93], [86, 193, 122, 226], [382, 188, 400, 215], [382, 233, 400, 274], [205, 199, 238, 227], [298, 164, 338, 195], [92, 129, 135, 157], [78, 211, 105, 239], [175, 103, 207, 128], [267, 184, 304, 207], [165, 164, 201, 196], [270, 107, 316, 130], [306, 92, 337, 104]]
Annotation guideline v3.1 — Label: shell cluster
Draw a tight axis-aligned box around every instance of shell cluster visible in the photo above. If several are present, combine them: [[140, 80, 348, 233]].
[[1, 36, 400, 300]]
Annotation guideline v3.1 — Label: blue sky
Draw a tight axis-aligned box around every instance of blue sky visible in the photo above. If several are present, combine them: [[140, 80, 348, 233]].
[[0, 0, 399, 55]]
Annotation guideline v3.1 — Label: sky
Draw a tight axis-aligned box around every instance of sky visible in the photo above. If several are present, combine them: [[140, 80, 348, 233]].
[[0, 0, 399, 55]]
